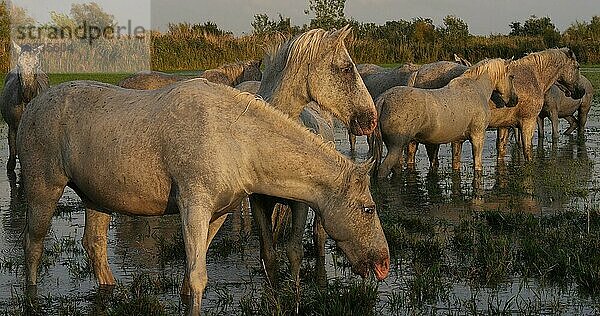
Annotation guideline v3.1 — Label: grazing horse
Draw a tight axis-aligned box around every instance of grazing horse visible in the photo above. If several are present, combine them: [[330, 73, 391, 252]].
[[374, 58, 517, 178], [199, 59, 262, 86], [17, 79, 389, 314], [491, 48, 582, 161], [118, 60, 262, 89], [248, 26, 377, 290], [537, 74, 595, 140], [0, 42, 48, 173], [89, 27, 377, 295], [351, 61, 471, 155]]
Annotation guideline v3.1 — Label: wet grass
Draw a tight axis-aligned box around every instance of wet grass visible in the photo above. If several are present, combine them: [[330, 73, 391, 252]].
[[3, 203, 600, 314], [238, 278, 379, 316]]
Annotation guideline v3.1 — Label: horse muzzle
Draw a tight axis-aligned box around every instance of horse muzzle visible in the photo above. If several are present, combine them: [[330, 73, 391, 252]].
[[373, 256, 390, 280], [349, 112, 377, 136], [559, 80, 586, 100]]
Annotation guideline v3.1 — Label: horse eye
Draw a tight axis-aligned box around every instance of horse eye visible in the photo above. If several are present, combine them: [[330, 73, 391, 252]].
[[363, 205, 376, 214], [341, 65, 353, 73]]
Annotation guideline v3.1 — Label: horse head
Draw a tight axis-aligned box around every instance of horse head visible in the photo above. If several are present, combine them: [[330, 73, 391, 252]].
[[305, 26, 377, 136], [13, 41, 45, 102], [241, 59, 262, 82], [318, 159, 390, 281], [556, 47, 585, 99], [493, 59, 519, 108]]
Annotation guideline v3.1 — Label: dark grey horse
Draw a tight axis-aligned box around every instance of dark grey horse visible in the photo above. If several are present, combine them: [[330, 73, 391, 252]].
[[0, 42, 49, 173]]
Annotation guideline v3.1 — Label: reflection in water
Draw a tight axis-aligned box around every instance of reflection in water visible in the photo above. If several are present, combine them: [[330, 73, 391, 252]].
[[368, 130, 596, 219], [2, 171, 24, 249]]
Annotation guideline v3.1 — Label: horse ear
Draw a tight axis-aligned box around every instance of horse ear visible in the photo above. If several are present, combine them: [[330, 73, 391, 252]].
[[12, 41, 21, 55], [562, 47, 576, 60], [339, 24, 352, 40], [329, 25, 352, 47]]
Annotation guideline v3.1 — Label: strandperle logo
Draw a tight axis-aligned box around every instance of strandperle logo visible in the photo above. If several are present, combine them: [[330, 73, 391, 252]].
[[14, 20, 147, 45], [8, 1, 151, 73]]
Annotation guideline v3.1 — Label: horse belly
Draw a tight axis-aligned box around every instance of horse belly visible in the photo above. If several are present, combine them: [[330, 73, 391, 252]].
[[420, 114, 471, 144], [65, 146, 172, 216], [69, 171, 172, 216]]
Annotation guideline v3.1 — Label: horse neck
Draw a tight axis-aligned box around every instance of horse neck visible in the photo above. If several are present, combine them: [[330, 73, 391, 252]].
[[489, 106, 519, 128], [257, 58, 310, 120], [247, 128, 347, 207], [474, 73, 496, 96], [452, 71, 495, 98], [519, 55, 566, 94]]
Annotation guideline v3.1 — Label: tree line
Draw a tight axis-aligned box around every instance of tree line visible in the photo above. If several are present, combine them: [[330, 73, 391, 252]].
[[1, 0, 599, 72]]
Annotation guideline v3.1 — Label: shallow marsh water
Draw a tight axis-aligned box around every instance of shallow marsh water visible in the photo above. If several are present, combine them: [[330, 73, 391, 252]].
[[0, 78, 598, 314]]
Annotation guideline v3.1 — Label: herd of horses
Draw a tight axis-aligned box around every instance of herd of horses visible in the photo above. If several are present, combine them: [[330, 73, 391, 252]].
[[0, 26, 595, 314]]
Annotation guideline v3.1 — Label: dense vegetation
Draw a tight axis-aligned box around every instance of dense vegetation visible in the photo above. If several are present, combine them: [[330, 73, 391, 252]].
[[0, 0, 599, 71]]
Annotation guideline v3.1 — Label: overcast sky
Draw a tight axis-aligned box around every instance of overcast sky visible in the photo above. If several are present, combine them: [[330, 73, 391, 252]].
[[150, 0, 599, 35], [12, 0, 600, 35]]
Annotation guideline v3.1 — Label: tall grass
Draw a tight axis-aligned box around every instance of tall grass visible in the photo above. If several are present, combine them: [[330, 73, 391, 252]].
[[0, 30, 598, 73]]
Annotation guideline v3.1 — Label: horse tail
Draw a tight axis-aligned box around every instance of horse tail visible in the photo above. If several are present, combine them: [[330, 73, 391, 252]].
[[371, 96, 385, 177]]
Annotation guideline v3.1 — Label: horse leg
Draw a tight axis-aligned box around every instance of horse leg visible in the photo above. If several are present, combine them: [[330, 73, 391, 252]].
[[249, 194, 279, 284], [496, 127, 509, 160], [287, 202, 308, 291], [313, 214, 327, 288], [378, 146, 403, 179], [550, 110, 559, 141], [425, 144, 440, 171], [24, 177, 67, 286], [181, 213, 228, 297], [82, 209, 115, 287], [451, 141, 463, 171], [406, 141, 418, 170], [536, 116, 545, 146], [564, 115, 578, 136], [177, 195, 212, 315], [367, 135, 374, 155], [577, 105, 590, 136], [348, 132, 356, 152], [520, 119, 536, 161], [7, 126, 17, 173], [471, 132, 485, 172]]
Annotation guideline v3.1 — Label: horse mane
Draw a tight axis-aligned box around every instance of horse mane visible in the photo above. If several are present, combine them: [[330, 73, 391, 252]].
[[456, 58, 507, 85], [233, 90, 348, 165], [514, 48, 574, 69], [263, 29, 330, 74]]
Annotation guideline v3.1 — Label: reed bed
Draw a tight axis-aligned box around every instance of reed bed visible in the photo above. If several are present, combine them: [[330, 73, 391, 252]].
[[0, 31, 599, 73]]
